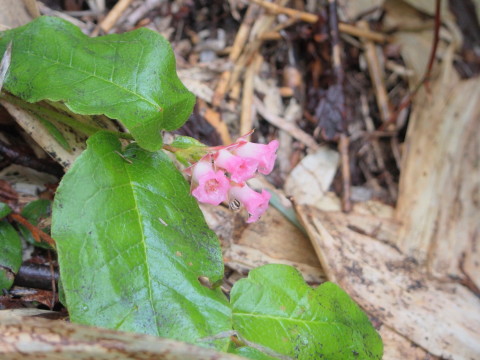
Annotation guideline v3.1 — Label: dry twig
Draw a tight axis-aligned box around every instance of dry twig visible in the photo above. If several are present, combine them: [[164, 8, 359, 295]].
[[254, 98, 319, 150], [99, 0, 134, 33], [327, 0, 351, 212], [240, 54, 263, 137], [359, 21, 391, 123], [250, 0, 390, 43]]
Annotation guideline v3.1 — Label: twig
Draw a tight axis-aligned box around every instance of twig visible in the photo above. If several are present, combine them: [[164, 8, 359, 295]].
[[360, 95, 397, 201], [249, 0, 390, 43], [339, 134, 351, 211], [230, 4, 259, 63], [219, 0, 289, 106], [23, 0, 41, 18], [240, 54, 263, 137], [258, 16, 299, 41], [384, 0, 442, 129], [254, 97, 319, 150], [99, 0, 134, 33], [212, 3, 259, 107], [423, 0, 442, 91], [199, 100, 233, 145], [338, 23, 390, 43], [359, 21, 391, 123], [9, 213, 56, 248], [47, 250, 56, 310], [250, 0, 317, 22], [38, 2, 91, 31], [328, 0, 351, 212]]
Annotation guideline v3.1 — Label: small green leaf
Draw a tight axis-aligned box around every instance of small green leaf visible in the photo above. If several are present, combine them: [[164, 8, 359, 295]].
[[51, 132, 231, 349], [0, 202, 12, 218], [0, 16, 195, 151], [169, 136, 209, 166], [0, 221, 22, 291], [37, 116, 72, 151], [170, 136, 207, 150], [231, 264, 383, 360], [19, 199, 52, 249]]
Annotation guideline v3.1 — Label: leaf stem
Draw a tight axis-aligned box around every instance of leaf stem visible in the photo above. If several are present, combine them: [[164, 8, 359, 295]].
[[162, 144, 178, 153], [0, 92, 134, 140]]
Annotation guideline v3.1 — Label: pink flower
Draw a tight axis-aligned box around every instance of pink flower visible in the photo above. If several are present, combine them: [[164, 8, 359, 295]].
[[232, 140, 279, 175], [229, 184, 271, 223], [214, 149, 259, 183], [191, 160, 230, 205]]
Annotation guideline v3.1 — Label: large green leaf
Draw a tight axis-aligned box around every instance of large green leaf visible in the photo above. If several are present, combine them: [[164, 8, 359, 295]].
[[231, 347, 278, 360], [0, 221, 22, 291], [51, 132, 231, 349], [231, 264, 383, 359], [0, 16, 195, 151]]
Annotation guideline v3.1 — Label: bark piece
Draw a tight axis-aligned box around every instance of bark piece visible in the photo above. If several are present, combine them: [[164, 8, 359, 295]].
[[297, 205, 480, 360], [395, 76, 480, 285], [0, 310, 244, 360]]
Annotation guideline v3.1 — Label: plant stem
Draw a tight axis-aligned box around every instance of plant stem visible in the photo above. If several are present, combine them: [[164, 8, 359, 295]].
[[162, 144, 178, 153], [0, 92, 134, 140]]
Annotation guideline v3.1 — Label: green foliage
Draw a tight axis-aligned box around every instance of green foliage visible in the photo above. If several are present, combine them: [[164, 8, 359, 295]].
[[231, 264, 383, 360], [37, 116, 72, 151], [0, 202, 12, 218], [0, 17, 383, 359], [0, 16, 195, 151], [232, 347, 278, 360], [0, 221, 22, 290], [169, 135, 209, 166], [51, 132, 231, 349], [19, 199, 52, 248]]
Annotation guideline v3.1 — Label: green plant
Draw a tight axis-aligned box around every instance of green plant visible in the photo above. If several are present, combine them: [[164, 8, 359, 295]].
[[0, 16, 382, 359]]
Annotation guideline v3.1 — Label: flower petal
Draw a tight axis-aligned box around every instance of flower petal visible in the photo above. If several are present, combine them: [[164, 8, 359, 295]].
[[229, 184, 271, 223]]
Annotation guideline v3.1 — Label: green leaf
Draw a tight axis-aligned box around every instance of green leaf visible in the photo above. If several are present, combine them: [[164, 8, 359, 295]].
[[231, 347, 278, 360], [170, 136, 207, 150], [19, 199, 52, 249], [169, 136, 209, 166], [0, 16, 195, 151], [51, 132, 231, 349], [0, 221, 22, 290], [231, 264, 383, 360], [37, 116, 72, 152], [0, 202, 12, 218]]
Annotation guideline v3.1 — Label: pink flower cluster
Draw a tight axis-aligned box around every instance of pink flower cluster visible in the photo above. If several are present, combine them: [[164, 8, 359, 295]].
[[190, 138, 279, 223]]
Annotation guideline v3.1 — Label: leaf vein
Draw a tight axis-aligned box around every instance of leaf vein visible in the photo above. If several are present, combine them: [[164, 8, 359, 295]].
[[19, 49, 159, 109]]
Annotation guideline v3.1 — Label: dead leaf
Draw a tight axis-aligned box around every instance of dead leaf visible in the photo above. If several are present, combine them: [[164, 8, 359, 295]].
[[284, 147, 340, 205]]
